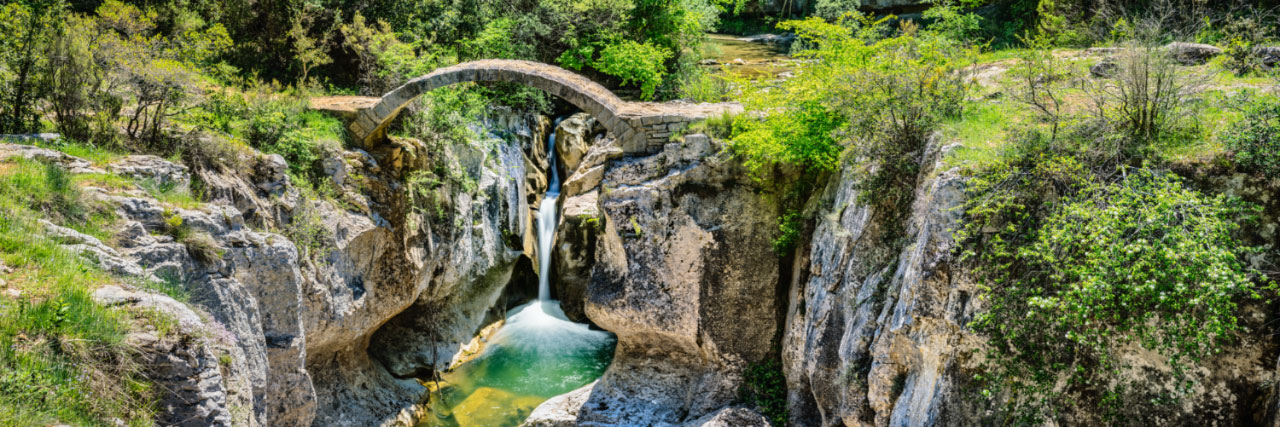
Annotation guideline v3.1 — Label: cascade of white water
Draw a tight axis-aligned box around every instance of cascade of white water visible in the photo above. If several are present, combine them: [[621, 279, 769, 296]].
[[536, 117, 564, 302]]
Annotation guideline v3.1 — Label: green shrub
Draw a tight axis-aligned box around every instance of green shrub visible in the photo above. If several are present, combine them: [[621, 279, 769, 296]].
[[772, 211, 804, 255], [1221, 96, 1280, 175], [1080, 43, 1208, 165], [741, 356, 788, 426], [242, 98, 344, 182], [961, 161, 1270, 421], [922, 0, 983, 43], [678, 69, 732, 103], [591, 40, 673, 100]]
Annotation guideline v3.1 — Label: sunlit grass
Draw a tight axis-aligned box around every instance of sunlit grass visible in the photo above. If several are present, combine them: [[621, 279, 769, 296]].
[[137, 179, 202, 210], [32, 140, 123, 166], [942, 100, 1028, 169], [0, 158, 157, 426]]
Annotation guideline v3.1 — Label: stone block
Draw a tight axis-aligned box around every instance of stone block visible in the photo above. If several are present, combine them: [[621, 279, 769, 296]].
[[370, 102, 389, 120]]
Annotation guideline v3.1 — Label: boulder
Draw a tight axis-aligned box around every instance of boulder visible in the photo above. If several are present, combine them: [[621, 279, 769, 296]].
[[1256, 46, 1280, 67], [684, 407, 772, 427], [1091, 57, 1119, 78], [523, 382, 596, 427], [94, 285, 234, 427], [108, 155, 191, 190], [1166, 42, 1223, 65], [555, 113, 598, 173]]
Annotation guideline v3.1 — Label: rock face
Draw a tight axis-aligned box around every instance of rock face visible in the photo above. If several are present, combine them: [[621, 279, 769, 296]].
[[554, 125, 621, 321], [553, 190, 600, 321], [575, 135, 783, 425], [107, 155, 191, 190], [94, 285, 234, 427], [781, 143, 980, 426], [779, 138, 1280, 427], [5, 105, 542, 427], [366, 117, 530, 378]]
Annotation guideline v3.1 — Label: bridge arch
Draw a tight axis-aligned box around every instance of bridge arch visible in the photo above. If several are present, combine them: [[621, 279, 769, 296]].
[[349, 59, 742, 154]]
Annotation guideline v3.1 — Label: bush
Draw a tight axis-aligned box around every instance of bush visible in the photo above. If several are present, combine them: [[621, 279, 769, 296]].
[[1082, 43, 1208, 164], [961, 161, 1270, 421], [237, 96, 344, 182], [1221, 96, 1280, 175], [741, 357, 788, 426], [922, 0, 983, 44], [590, 40, 673, 101]]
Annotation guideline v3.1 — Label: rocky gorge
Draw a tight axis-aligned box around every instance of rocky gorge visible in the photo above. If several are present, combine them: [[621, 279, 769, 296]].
[[10, 87, 1280, 427], [12, 90, 1278, 426]]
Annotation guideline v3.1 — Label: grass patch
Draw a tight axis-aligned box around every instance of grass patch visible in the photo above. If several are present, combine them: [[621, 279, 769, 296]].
[[3, 160, 117, 242], [34, 140, 124, 167], [941, 100, 1027, 169], [0, 159, 156, 426], [138, 179, 202, 210]]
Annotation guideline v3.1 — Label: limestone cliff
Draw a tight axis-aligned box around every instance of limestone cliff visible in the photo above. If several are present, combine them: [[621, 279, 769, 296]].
[[780, 140, 1280, 426]]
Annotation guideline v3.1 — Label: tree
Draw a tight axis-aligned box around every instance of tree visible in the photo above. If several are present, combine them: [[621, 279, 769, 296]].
[[289, 3, 332, 85], [0, 0, 64, 133]]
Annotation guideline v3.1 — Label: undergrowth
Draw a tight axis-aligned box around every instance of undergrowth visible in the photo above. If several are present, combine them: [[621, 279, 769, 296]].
[[741, 356, 789, 426]]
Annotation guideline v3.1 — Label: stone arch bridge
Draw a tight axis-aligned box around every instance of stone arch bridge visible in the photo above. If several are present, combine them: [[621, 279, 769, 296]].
[[326, 59, 741, 154]]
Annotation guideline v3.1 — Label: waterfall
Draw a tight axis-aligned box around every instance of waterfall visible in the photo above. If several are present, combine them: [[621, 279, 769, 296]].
[[419, 114, 617, 427], [536, 117, 564, 301]]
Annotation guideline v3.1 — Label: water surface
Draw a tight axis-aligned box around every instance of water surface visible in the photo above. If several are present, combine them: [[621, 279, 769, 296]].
[[417, 300, 615, 427]]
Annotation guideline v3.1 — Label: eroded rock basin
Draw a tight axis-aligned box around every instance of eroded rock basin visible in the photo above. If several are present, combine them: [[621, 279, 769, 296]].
[[419, 300, 616, 427]]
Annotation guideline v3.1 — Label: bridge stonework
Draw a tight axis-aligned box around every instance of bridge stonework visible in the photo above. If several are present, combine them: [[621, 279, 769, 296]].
[[346, 59, 741, 154]]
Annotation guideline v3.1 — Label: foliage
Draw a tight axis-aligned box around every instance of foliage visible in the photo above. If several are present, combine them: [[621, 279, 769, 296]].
[[1081, 43, 1208, 164], [247, 106, 344, 181], [288, 4, 333, 85], [0, 0, 65, 134], [400, 85, 490, 145], [0, 158, 156, 426], [922, 0, 984, 44], [1198, 10, 1279, 76], [960, 144, 1270, 420], [1221, 95, 1280, 176], [591, 41, 673, 100], [678, 68, 733, 103], [813, 0, 862, 22], [182, 90, 343, 182], [741, 356, 788, 426], [341, 13, 437, 96], [728, 15, 974, 247], [1035, 0, 1093, 47], [773, 211, 804, 255]]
